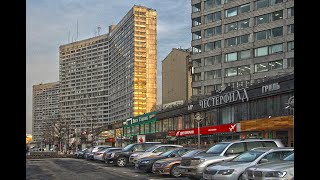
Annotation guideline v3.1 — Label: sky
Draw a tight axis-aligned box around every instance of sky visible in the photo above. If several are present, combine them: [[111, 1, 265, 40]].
[[26, 0, 191, 134]]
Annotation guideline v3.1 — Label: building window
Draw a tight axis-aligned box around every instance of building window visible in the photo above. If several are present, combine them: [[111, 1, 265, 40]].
[[192, 45, 202, 54], [287, 58, 294, 68], [204, 70, 221, 80], [192, 73, 201, 81], [254, 60, 283, 72], [192, 17, 201, 26], [225, 3, 250, 17], [256, 0, 269, 9], [226, 34, 249, 47], [240, 49, 251, 60], [193, 87, 202, 95], [204, 26, 222, 38], [255, 62, 268, 72], [225, 7, 238, 17], [205, 85, 214, 94], [255, 27, 283, 40], [204, 0, 222, 10], [256, 14, 269, 25], [238, 65, 251, 75], [193, 59, 201, 67], [256, 0, 282, 9], [255, 46, 268, 57], [204, 55, 222, 65], [204, 12, 222, 24], [269, 60, 283, 70], [225, 52, 237, 62], [204, 40, 221, 52], [225, 67, 238, 77], [271, 10, 283, 21], [288, 7, 294, 17], [256, 10, 283, 25], [288, 24, 294, 34], [269, 43, 283, 54], [239, 19, 250, 29], [192, 2, 201, 12], [192, 31, 202, 40], [287, 41, 294, 51]]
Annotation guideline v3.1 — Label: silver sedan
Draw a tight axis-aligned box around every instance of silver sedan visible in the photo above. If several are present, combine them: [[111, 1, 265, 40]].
[[203, 147, 293, 180], [243, 152, 294, 180]]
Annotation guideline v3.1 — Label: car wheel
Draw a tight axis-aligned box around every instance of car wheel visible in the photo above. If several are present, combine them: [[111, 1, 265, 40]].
[[170, 164, 181, 178], [117, 157, 127, 167]]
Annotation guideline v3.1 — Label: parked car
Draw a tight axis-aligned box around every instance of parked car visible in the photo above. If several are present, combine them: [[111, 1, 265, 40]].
[[203, 147, 293, 180], [179, 138, 284, 180], [135, 147, 194, 173], [104, 148, 123, 163], [152, 149, 206, 178], [243, 152, 294, 180], [85, 145, 112, 160], [74, 148, 88, 158], [105, 142, 161, 167], [94, 147, 122, 161], [82, 147, 93, 159], [129, 144, 183, 164]]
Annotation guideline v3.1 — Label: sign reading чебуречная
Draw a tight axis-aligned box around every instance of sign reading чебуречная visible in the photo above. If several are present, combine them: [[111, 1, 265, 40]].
[[199, 88, 249, 109]]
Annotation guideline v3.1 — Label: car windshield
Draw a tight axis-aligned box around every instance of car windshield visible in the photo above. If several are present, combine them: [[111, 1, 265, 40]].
[[283, 152, 294, 161], [97, 147, 109, 152], [182, 150, 203, 157], [123, 144, 135, 151], [232, 150, 265, 162], [206, 143, 230, 154], [145, 145, 159, 152], [160, 149, 176, 157]]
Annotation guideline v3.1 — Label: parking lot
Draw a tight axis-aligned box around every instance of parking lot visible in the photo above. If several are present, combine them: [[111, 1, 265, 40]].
[[26, 158, 189, 180]]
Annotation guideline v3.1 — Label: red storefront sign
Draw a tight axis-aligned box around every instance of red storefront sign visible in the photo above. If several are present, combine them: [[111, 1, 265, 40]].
[[167, 130, 176, 136], [175, 123, 237, 137]]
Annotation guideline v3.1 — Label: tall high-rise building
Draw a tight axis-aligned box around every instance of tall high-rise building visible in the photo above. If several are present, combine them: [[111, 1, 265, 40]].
[[190, 0, 294, 98], [59, 5, 157, 130], [32, 82, 60, 142], [162, 48, 192, 105]]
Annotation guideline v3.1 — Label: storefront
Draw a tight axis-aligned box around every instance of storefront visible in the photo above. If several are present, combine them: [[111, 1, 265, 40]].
[[155, 74, 294, 147], [123, 111, 159, 143], [240, 115, 294, 147]]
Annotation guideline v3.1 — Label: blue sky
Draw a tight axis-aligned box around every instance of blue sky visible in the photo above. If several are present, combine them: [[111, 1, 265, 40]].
[[26, 0, 191, 134]]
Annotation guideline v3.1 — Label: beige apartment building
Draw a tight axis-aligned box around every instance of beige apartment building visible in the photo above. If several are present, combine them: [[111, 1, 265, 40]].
[[59, 5, 157, 131], [162, 48, 192, 105], [32, 82, 60, 142]]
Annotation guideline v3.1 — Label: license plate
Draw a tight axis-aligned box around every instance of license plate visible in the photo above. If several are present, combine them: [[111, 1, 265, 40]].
[[203, 173, 212, 180]]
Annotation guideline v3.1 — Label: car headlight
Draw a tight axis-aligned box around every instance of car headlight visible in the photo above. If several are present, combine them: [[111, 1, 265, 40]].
[[110, 153, 115, 158], [217, 169, 235, 175], [141, 160, 150, 164], [265, 171, 287, 177]]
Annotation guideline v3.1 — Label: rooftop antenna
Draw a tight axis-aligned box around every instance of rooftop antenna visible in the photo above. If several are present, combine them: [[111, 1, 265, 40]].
[[68, 30, 70, 43], [97, 25, 101, 36], [76, 20, 79, 41]]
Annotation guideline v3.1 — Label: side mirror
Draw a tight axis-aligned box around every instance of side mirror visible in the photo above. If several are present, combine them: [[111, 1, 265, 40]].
[[259, 158, 268, 164]]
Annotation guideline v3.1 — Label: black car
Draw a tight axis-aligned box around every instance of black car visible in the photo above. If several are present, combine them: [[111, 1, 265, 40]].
[[77, 148, 90, 159], [102, 148, 122, 161], [135, 147, 194, 173], [105, 142, 161, 167]]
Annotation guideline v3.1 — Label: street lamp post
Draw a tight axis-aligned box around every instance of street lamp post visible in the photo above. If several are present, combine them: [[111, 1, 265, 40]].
[[194, 113, 204, 149]]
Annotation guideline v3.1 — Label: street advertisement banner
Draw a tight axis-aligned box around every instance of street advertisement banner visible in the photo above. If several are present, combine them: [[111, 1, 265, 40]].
[[175, 123, 237, 137], [137, 134, 146, 143]]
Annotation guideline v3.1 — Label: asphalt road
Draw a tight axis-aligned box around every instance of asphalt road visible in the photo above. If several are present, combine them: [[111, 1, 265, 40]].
[[26, 158, 189, 180]]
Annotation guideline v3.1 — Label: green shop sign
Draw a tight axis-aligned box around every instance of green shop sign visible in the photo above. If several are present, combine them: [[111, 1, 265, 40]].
[[123, 111, 156, 127]]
